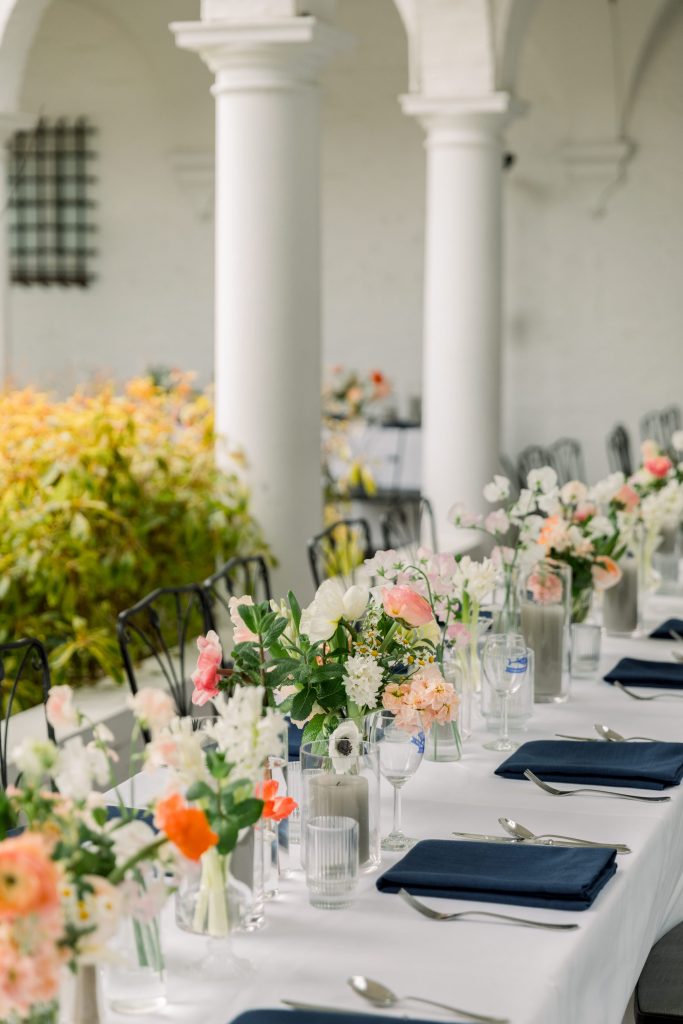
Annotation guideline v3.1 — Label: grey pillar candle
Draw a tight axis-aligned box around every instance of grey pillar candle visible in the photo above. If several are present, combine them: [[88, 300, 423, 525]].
[[309, 773, 369, 864], [521, 602, 565, 699], [603, 558, 639, 634]]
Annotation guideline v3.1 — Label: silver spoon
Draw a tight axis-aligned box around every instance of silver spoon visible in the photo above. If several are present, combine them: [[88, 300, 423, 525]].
[[498, 817, 631, 854], [669, 630, 683, 643], [396, 889, 578, 931], [594, 724, 658, 742], [524, 768, 671, 802], [348, 975, 509, 1024], [671, 650, 683, 663], [614, 680, 683, 701]]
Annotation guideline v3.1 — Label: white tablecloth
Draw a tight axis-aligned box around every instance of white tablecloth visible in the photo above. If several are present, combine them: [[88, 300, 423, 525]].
[[106, 594, 683, 1024]]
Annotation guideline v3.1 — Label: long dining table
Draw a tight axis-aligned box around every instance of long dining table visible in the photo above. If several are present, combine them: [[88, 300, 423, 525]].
[[106, 592, 683, 1024]]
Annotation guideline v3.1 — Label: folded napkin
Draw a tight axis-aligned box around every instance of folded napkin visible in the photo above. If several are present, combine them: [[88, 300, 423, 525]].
[[495, 739, 683, 790], [604, 657, 683, 689], [287, 720, 304, 760], [230, 1012, 433, 1024], [650, 619, 683, 640], [376, 838, 616, 911]]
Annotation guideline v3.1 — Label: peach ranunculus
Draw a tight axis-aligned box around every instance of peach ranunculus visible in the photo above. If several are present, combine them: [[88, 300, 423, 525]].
[[537, 514, 569, 550], [228, 595, 259, 644], [45, 685, 80, 731], [527, 570, 563, 605], [191, 630, 223, 706], [614, 483, 639, 511], [0, 833, 60, 921], [644, 455, 673, 479], [127, 688, 176, 735], [256, 779, 298, 822], [382, 585, 434, 627], [592, 556, 622, 591], [154, 791, 218, 862]]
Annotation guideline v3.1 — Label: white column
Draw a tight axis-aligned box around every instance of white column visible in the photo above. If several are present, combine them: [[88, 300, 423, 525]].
[[172, 16, 348, 597], [402, 93, 516, 548]]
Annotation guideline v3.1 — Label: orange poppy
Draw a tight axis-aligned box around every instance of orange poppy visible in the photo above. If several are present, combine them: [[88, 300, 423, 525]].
[[256, 780, 298, 823], [155, 792, 218, 861]]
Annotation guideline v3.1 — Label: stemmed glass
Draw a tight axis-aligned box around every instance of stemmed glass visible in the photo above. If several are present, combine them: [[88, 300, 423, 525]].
[[369, 709, 425, 851], [482, 634, 529, 752]]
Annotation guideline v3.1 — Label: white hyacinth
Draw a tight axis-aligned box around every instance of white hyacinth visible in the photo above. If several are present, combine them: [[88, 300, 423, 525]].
[[207, 684, 287, 783], [343, 653, 384, 709]]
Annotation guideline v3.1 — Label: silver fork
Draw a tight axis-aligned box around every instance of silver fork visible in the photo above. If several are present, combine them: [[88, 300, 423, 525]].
[[614, 680, 683, 701], [398, 888, 579, 930], [524, 768, 670, 802], [669, 630, 683, 643]]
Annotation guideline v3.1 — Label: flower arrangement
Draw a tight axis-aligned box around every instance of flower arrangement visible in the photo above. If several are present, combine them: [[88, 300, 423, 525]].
[[0, 375, 265, 705], [322, 366, 392, 421], [322, 366, 392, 504]]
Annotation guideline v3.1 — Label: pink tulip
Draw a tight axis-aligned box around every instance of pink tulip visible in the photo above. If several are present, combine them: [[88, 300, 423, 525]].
[[382, 585, 434, 627], [191, 630, 223, 706], [644, 456, 673, 479]]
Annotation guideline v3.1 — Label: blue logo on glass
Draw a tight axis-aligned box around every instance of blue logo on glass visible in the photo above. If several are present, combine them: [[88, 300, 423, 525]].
[[506, 656, 528, 674], [411, 733, 426, 753]]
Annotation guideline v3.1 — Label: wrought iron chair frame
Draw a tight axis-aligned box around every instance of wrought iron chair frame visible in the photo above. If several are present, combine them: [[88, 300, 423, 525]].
[[606, 423, 633, 476], [516, 444, 553, 488], [202, 555, 272, 637], [549, 437, 586, 486], [380, 496, 438, 554], [308, 518, 374, 590], [0, 638, 56, 789]]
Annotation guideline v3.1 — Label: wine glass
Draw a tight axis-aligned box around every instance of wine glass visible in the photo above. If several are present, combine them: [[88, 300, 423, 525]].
[[369, 709, 425, 852], [482, 633, 529, 752]]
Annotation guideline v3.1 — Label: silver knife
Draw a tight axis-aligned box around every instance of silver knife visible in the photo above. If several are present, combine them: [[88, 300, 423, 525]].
[[452, 832, 627, 851], [282, 1001, 393, 1017], [555, 734, 599, 742], [452, 832, 519, 843]]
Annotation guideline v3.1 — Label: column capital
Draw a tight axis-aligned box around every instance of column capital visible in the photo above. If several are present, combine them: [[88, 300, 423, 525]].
[[400, 92, 526, 146], [170, 15, 352, 92]]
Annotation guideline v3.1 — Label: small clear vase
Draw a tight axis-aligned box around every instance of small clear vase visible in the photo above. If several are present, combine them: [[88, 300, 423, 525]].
[[521, 559, 571, 703], [99, 909, 166, 1015], [571, 586, 593, 624], [175, 848, 253, 937], [423, 719, 461, 762], [492, 564, 521, 633], [654, 519, 682, 592], [300, 739, 380, 873]]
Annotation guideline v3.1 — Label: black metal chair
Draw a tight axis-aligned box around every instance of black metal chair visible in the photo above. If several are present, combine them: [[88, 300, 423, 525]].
[[640, 409, 669, 450], [516, 445, 553, 488], [606, 423, 633, 476], [635, 921, 683, 1023], [549, 437, 586, 486], [663, 405, 682, 453], [117, 584, 213, 720], [0, 638, 56, 788], [202, 555, 272, 637], [308, 518, 374, 589], [380, 497, 438, 556], [498, 453, 521, 499]]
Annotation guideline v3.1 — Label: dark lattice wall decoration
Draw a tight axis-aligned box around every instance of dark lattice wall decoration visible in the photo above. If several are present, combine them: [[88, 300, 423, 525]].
[[7, 117, 97, 287]]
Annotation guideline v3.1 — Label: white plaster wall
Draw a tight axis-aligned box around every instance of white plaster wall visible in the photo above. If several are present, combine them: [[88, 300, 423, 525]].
[[10, 0, 213, 393]]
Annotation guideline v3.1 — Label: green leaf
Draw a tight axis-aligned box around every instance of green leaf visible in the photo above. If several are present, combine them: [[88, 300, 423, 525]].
[[185, 781, 215, 802], [312, 662, 345, 682], [301, 713, 326, 746], [206, 750, 231, 780], [233, 798, 264, 829], [288, 591, 301, 631], [291, 687, 316, 724], [263, 618, 288, 647], [216, 818, 239, 856], [92, 806, 108, 827]]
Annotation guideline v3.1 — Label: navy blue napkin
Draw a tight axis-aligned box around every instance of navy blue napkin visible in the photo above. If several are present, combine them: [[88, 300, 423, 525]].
[[650, 619, 683, 640], [495, 739, 683, 790], [604, 657, 683, 689], [287, 720, 304, 760], [376, 838, 616, 911], [230, 1012, 433, 1024]]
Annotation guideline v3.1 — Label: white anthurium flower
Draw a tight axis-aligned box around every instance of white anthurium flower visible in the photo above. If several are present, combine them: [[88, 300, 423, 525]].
[[329, 720, 361, 774], [300, 580, 369, 643], [586, 515, 614, 540], [483, 475, 511, 503], [527, 466, 558, 495]]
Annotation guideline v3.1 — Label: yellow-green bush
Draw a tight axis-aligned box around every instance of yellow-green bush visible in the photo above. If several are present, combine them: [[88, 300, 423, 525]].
[[0, 375, 265, 705]]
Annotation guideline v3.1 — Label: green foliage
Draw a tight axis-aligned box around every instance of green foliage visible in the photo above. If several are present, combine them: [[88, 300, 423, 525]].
[[0, 377, 267, 706]]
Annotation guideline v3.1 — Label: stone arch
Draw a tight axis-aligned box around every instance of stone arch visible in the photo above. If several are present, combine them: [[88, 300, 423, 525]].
[[0, 0, 50, 111]]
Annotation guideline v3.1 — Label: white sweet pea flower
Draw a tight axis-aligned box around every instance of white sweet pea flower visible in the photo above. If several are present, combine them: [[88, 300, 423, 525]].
[[12, 737, 60, 782], [527, 466, 558, 495], [483, 475, 511, 503], [536, 489, 560, 515], [363, 549, 405, 577], [448, 502, 481, 528], [673, 431, 683, 453], [510, 488, 536, 520], [329, 720, 361, 773], [484, 509, 510, 535], [300, 580, 369, 643], [586, 515, 614, 540], [560, 480, 588, 505], [588, 472, 625, 506]]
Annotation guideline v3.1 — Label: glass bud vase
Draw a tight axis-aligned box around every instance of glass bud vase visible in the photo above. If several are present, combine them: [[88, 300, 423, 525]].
[[492, 563, 521, 634], [300, 739, 380, 873], [175, 847, 253, 937], [521, 560, 571, 704], [571, 585, 594, 624], [99, 904, 166, 1015]]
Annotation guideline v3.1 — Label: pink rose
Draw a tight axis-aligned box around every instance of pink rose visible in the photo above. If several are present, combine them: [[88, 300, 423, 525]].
[[45, 685, 80, 731], [644, 456, 673, 479], [382, 585, 434, 627], [614, 484, 639, 511], [127, 688, 176, 734], [228, 595, 258, 644], [191, 630, 223, 706]]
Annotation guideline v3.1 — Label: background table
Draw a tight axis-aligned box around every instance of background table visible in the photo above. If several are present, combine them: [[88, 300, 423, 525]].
[[106, 593, 683, 1024]]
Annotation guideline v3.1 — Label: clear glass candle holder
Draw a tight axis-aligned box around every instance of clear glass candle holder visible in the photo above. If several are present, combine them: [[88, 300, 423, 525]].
[[521, 560, 572, 704], [571, 622, 601, 677], [305, 815, 359, 910]]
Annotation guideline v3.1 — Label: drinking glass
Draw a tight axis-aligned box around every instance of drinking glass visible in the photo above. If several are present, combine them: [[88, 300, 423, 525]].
[[305, 816, 359, 909], [481, 634, 529, 752], [571, 623, 601, 677], [481, 645, 534, 732], [369, 709, 425, 852]]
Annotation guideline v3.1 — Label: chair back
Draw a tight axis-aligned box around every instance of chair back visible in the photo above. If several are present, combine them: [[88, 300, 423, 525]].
[[606, 423, 633, 476], [202, 555, 272, 639], [0, 638, 55, 789], [117, 584, 212, 719], [308, 518, 374, 590], [663, 405, 682, 452], [549, 437, 586, 486], [640, 409, 669, 451], [381, 497, 437, 556], [516, 445, 553, 488], [498, 453, 521, 499]]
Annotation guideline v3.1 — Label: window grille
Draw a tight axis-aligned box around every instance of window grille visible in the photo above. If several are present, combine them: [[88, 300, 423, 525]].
[[7, 117, 96, 287]]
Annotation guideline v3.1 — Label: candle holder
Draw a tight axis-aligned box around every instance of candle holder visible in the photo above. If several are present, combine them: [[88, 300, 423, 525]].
[[521, 559, 571, 704], [603, 552, 642, 636], [300, 739, 380, 874]]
